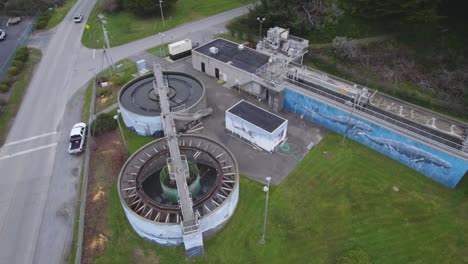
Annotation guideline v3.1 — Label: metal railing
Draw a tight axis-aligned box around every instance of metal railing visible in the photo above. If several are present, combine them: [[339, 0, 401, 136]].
[[285, 78, 466, 155]]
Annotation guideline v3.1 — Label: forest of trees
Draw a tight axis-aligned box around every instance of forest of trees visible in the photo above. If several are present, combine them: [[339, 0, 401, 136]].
[[226, 0, 467, 116], [232, 0, 468, 39]]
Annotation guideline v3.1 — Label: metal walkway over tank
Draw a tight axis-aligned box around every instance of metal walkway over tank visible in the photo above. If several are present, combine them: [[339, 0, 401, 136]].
[[152, 64, 203, 256]]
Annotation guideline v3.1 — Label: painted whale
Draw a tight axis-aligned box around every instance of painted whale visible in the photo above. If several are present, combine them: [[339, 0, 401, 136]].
[[227, 118, 257, 138], [293, 102, 373, 132], [355, 132, 452, 169]]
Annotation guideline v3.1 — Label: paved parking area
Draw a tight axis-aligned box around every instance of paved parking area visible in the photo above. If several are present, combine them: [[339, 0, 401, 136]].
[[128, 53, 328, 185], [0, 16, 34, 80]]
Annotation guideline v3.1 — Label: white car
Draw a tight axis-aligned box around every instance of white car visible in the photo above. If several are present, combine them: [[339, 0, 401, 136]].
[[68, 122, 87, 154], [0, 29, 5, 40], [7, 17, 22, 26], [73, 13, 83, 23]]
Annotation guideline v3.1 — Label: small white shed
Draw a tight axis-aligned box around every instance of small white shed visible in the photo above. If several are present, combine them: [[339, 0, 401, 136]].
[[225, 100, 288, 152]]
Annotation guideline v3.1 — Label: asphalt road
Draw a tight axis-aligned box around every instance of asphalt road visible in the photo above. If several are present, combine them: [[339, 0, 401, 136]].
[[0, 1, 251, 263]]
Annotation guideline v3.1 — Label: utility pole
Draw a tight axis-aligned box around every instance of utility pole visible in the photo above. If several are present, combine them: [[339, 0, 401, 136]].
[[98, 14, 115, 69], [159, 0, 166, 26]]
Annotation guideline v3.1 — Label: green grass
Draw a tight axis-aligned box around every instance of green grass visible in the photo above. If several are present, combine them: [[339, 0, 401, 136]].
[[81, 0, 254, 48], [45, 0, 78, 30], [120, 118, 155, 155], [94, 132, 468, 263], [0, 49, 42, 145], [82, 81, 93, 121]]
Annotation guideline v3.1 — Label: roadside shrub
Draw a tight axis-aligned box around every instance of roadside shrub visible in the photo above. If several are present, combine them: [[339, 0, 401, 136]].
[[14, 47, 29, 62], [1, 76, 13, 86], [35, 12, 53, 30], [8, 66, 19, 76], [0, 84, 9, 93], [0, 98, 7, 113], [36, 19, 48, 30], [90, 113, 118, 135], [97, 87, 112, 97], [336, 249, 371, 264], [12, 60, 24, 69]]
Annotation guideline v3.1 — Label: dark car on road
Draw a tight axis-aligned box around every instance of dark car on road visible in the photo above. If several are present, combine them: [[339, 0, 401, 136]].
[[0, 29, 6, 40]]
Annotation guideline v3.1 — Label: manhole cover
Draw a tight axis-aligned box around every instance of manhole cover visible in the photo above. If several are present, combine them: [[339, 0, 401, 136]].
[[280, 144, 290, 152]]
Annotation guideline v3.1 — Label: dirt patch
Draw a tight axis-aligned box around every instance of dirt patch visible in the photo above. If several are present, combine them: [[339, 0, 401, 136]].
[[82, 131, 126, 264]]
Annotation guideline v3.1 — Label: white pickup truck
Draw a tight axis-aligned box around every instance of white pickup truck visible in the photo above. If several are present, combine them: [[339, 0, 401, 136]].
[[68, 122, 87, 154]]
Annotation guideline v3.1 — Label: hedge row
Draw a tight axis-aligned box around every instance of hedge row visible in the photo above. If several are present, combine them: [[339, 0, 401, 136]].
[[35, 10, 54, 30], [0, 46, 30, 93]]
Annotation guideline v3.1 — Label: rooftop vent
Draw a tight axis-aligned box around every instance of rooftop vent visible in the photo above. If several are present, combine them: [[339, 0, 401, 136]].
[[209, 47, 219, 54]]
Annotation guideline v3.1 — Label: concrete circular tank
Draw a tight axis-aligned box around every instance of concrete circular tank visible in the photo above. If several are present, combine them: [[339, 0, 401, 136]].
[[118, 72, 206, 136], [117, 135, 239, 246]]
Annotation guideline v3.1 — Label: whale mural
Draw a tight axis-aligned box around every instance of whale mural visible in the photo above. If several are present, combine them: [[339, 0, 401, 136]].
[[355, 132, 452, 169], [284, 88, 468, 188], [293, 102, 373, 133]]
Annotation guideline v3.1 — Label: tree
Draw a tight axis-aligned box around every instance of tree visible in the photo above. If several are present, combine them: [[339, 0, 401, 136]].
[[332, 36, 360, 60], [90, 113, 118, 135], [101, 0, 121, 13], [252, 0, 343, 35]]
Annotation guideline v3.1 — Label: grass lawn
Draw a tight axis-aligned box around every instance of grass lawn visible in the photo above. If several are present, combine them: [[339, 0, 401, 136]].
[[81, 0, 254, 48], [45, 0, 78, 30], [90, 132, 467, 263], [120, 117, 155, 155], [0, 49, 41, 145]]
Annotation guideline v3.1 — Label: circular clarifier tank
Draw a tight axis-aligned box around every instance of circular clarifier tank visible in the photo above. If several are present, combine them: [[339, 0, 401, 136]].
[[118, 72, 206, 136], [118, 135, 239, 246]]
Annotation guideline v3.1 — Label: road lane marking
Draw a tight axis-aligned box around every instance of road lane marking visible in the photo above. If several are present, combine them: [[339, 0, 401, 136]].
[[4, 131, 57, 147], [93, 49, 96, 59], [0, 143, 57, 161]]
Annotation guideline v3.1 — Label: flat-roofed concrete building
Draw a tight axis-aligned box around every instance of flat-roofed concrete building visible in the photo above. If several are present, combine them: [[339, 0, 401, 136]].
[[225, 100, 288, 152]]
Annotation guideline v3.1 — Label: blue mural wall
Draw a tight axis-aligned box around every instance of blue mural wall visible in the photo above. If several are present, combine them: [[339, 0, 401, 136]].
[[283, 88, 468, 188]]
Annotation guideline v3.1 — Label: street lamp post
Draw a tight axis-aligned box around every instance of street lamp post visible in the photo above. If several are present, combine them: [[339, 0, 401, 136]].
[[260, 176, 272, 244], [256, 17, 265, 41], [114, 110, 128, 151], [158, 32, 165, 57], [159, 0, 165, 26]]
